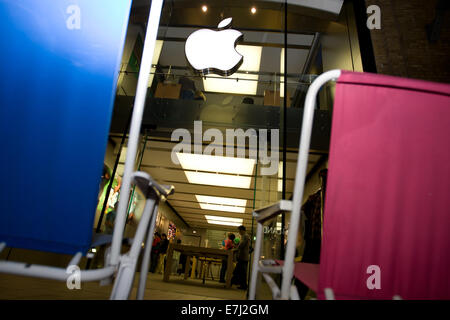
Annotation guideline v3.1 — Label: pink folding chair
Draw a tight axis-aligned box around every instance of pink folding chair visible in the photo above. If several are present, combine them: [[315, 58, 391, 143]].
[[249, 70, 450, 300]]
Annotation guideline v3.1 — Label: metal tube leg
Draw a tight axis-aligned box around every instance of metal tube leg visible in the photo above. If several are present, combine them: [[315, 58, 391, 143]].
[[249, 222, 264, 300], [290, 284, 300, 300], [137, 204, 159, 300], [109, 264, 135, 300], [110, 198, 156, 300], [129, 199, 156, 259]]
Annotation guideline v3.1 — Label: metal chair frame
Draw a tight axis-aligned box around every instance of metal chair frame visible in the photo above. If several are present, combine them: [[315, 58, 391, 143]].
[[249, 70, 342, 300], [0, 0, 169, 300]]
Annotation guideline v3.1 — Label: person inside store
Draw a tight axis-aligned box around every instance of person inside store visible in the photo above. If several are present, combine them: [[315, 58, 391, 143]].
[[177, 238, 189, 276], [156, 233, 170, 274], [231, 225, 250, 290], [178, 73, 196, 100], [104, 179, 121, 234], [97, 172, 121, 220], [219, 233, 235, 283], [150, 232, 161, 273]]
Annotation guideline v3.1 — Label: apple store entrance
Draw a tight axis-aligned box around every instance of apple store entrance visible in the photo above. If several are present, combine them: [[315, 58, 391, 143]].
[[103, 0, 364, 300], [0, 0, 364, 300]]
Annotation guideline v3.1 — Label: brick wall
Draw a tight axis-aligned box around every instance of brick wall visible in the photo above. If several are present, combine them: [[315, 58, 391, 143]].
[[365, 0, 450, 83]]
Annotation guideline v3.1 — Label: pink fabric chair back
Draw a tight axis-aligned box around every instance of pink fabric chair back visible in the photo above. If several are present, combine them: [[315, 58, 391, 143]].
[[317, 71, 450, 299]]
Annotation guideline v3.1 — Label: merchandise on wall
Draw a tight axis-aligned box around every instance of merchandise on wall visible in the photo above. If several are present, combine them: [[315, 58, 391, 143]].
[[95, 167, 123, 234], [168, 222, 177, 240]]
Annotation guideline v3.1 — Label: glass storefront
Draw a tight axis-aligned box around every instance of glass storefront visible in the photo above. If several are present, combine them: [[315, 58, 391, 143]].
[[102, 0, 362, 296], [2, 0, 448, 303]]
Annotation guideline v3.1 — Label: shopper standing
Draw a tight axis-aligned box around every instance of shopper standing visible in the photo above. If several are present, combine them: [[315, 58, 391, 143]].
[[150, 232, 161, 273], [219, 233, 235, 283], [157, 233, 170, 274], [231, 226, 250, 290]]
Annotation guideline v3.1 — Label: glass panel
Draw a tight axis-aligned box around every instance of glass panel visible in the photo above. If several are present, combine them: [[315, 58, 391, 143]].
[[92, 133, 148, 237], [105, 0, 361, 296]]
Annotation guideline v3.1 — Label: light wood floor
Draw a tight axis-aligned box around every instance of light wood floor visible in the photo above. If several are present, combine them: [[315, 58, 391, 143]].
[[0, 272, 248, 300]]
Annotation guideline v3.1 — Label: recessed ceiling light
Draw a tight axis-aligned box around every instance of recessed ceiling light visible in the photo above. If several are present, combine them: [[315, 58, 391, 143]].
[[205, 215, 243, 226], [251, 7, 256, 14], [202, 5, 207, 12], [207, 220, 242, 227], [176, 153, 256, 188], [185, 171, 252, 189], [201, 203, 246, 213], [196, 195, 247, 207], [205, 215, 243, 223], [176, 153, 256, 175], [196, 195, 247, 213]]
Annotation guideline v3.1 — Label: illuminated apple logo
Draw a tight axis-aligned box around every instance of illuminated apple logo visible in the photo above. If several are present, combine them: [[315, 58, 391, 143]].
[[185, 18, 243, 76]]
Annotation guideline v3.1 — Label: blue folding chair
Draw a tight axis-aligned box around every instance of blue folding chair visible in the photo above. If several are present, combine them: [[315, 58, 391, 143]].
[[0, 0, 169, 300]]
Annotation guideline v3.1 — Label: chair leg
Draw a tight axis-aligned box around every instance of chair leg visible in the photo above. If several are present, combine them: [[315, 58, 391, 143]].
[[137, 204, 159, 300], [100, 246, 113, 286], [324, 288, 335, 300], [110, 259, 136, 300], [290, 284, 300, 300], [110, 198, 156, 300], [249, 223, 264, 300]]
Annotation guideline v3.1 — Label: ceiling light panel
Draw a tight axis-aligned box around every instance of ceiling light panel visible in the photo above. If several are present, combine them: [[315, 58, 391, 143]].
[[176, 153, 256, 175], [200, 203, 245, 213], [185, 171, 252, 189], [207, 220, 242, 227], [205, 215, 243, 226], [205, 215, 243, 223], [196, 195, 247, 207]]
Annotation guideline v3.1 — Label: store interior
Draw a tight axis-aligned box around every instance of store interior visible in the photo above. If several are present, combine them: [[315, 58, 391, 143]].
[[0, 0, 364, 299], [91, 0, 360, 299]]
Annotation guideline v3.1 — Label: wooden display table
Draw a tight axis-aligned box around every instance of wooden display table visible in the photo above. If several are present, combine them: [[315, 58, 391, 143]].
[[163, 244, 233, 288], [198, 257, 222, 284]]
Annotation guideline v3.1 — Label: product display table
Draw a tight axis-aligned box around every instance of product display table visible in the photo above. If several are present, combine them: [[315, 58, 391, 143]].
[[163, 244, 233, 288]]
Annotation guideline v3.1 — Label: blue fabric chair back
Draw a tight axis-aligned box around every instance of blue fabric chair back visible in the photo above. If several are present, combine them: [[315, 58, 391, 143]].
[[0, 0, 132, 254]]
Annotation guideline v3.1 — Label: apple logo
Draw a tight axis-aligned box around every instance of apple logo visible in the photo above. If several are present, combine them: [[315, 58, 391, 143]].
[[185, 18, 243, 76]]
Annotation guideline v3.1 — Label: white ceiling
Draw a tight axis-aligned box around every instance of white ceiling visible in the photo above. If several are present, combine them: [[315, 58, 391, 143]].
[[115, 138, 322, 232], [114, 1, 335, 232]]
